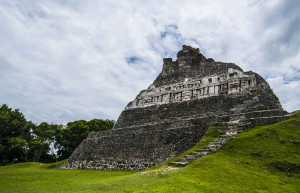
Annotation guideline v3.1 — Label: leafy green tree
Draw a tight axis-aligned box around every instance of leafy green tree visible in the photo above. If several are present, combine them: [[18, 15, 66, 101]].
[[31, 122, 60, 162], [55, 119, 114, 160], [0, 104, 61, 165], [0, 104, 31, 165], [55, 120, 88, 160], [1, 104, 115, 164], [88, 119, 114, 131]]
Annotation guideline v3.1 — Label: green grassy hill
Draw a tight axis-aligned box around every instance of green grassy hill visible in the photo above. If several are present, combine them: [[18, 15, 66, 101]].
[[1, 111, 300, 193]]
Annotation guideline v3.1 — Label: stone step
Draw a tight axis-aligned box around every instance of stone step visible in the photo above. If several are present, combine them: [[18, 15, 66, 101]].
[[171, 125, 243, 167], [203, 146, 212, 151], [220, 134, 232, 138], [192, 151, 205, 156], [184, 155, 197, 161], [227, 131, 238, 135], [213, 141, 226, 145], [214, 138, 228, 143], [228, 131, 243, 135], [197, 149, 212, 153], [216, 138, 228, 142], [169, 162, 188, 167], [191, 153, 202, 159], [225, 130, 239, 135], [208, 144, 221, 148], [208, 141, 223, 146], [207, 144, 221, 150], [178, 158, 187, 162], [226, 122, 247, 126], [192, 152, 206, 156]]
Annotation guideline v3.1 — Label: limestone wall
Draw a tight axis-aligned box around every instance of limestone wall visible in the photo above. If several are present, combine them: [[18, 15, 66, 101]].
[[126, 68, 258, 110], [63, 116, 215, 170]]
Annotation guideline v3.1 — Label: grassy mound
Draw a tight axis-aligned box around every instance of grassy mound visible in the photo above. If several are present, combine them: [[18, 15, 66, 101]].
[[0, 112, 299, 193]]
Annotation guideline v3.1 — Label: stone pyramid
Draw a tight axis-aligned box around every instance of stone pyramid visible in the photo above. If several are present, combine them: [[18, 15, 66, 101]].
[[61, 45, 288, 171]]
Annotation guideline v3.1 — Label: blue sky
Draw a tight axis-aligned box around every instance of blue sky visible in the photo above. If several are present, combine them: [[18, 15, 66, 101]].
[[0, 0, 299, 124]]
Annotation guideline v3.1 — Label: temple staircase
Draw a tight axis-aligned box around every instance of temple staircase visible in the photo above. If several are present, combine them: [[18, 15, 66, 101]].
[[169, 117, 249, 167]]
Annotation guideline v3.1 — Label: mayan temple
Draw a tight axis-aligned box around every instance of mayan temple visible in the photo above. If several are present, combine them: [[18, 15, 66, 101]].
[[61, 45, 289, 171]]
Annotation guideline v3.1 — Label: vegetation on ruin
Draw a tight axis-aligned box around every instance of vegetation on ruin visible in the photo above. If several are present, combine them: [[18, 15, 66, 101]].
[[1, 111, 299, 192]]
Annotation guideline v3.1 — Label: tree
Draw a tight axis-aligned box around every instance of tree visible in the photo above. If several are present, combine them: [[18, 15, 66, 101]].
[[0, 104, 60, 165], [0, 104, 115, 164], [0, 104, 33, 165], [55, 119, 114, 160], [54, 120, 86, 160], [31, 122, 60, 162]]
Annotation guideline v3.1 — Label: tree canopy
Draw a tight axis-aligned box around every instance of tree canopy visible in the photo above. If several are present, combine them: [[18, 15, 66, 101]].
[[0, 104, 114, 165], [55, 119, 114, 160]]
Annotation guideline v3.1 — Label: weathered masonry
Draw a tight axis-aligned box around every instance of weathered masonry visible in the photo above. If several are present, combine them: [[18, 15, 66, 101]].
[[126, 68, 258, 109], [62, 45, 289, 171]]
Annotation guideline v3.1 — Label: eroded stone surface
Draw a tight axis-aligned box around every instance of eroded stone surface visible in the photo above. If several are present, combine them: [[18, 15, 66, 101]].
[[61, 45, 288, 171], [126, 67, 257, 109]]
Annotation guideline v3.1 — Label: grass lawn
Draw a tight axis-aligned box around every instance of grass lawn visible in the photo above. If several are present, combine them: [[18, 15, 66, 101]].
[[0, 112, 300, 193]]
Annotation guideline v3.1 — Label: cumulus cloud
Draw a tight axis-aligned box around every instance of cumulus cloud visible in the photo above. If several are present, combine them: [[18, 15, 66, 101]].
[[0, 0, 299, 123], [267, 76, 300, 112]]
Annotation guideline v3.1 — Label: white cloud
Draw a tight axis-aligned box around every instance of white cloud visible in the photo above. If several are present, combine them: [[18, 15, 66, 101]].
[[267, 76, 300, 112], [0, 0, 299, 124]]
